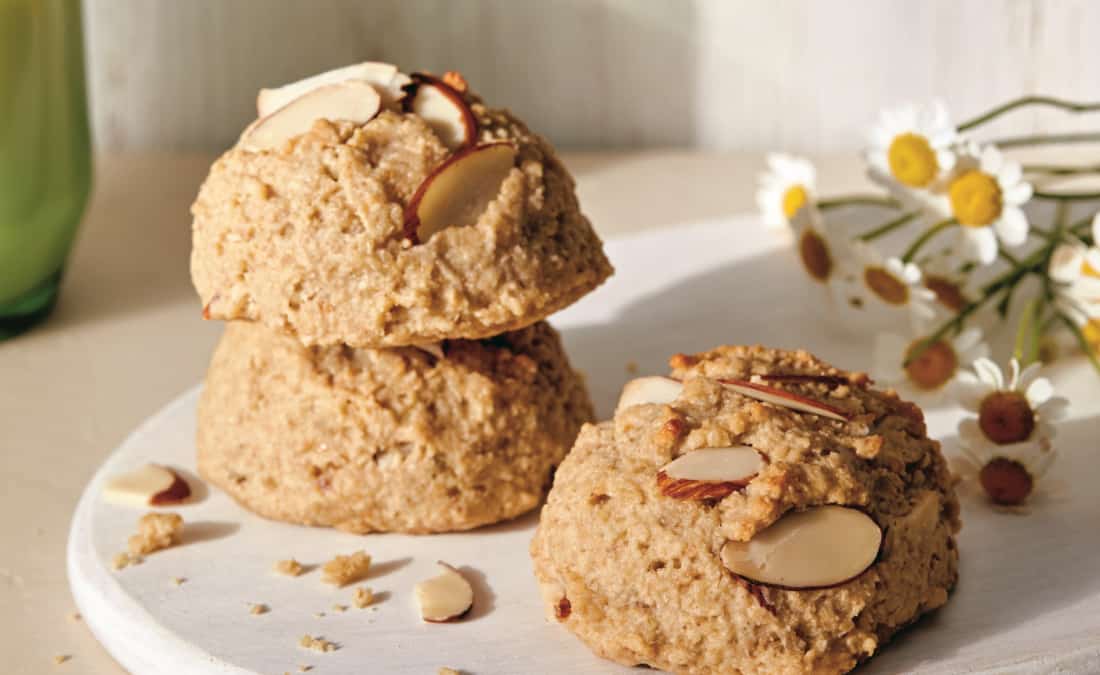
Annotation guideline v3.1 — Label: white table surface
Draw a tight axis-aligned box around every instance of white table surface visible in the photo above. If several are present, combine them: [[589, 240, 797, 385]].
[[1, 149, 1093, 674]]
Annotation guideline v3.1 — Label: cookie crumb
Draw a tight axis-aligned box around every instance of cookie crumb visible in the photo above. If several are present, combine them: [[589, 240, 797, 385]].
[[68, 612, 81, 622], [313, 611, 325, 618], [249, 603, 269, 615], [53, 655, 71, 665], [321, 551, 371, 586], [298, 665, 313, 672], [625, 361, 639, 375], [112, 552, 144, 570], [438, 668, 461, 675], [298, 634, 337, 653], [128, 512, 184, 555], [274, 558, 304, 577], [331, 604, 347, 613], [171, 577, 187, 586], [352, 586, 374, 608]]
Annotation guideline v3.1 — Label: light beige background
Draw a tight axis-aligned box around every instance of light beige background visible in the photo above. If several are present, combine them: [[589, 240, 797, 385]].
[[84, 0, 1100, 153]]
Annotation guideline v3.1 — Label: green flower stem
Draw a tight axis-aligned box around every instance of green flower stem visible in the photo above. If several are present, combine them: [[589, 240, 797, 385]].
[[993, 132, 1100, 148], [1059, 313, 1100, 375], [901, 218, 957, 262], [905, 242, 1055, 367], [1033, 189, 1100, 202], [1023, 163, 1100, 176], [856, 210, 921, 242], [957, 96, 1100, 132], [1014, 297, 1041, 365], [818, 195, 901, 210]]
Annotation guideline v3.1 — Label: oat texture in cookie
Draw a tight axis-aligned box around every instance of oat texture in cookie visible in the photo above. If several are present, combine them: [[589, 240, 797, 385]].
[[198, 320, 593, 533], [531, 345, 960, 675], [191, 65, 612, 348]]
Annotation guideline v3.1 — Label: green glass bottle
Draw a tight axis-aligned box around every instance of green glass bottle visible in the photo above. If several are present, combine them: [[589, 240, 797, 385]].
[[0, 0, 91, 339]]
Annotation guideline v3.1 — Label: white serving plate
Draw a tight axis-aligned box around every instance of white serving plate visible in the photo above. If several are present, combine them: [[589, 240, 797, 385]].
[[69, 218, 1100, 674]]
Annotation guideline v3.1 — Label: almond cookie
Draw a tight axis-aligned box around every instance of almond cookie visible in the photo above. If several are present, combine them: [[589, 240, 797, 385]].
[[190, 64, 613, 348], [531, 345, 959, 675], [197, 320, 593, 533]]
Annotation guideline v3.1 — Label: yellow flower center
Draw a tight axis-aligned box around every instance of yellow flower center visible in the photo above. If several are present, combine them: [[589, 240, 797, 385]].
[[887, 133, 939, 188], [978, 391, 1036, 444], [864, 266, 909, 305], [904, 339, 958, 390], [924, 275, 967, 312], [1085, 319, 1100, 351], [949, 170, 1003, 227], [782, 185, 809, 219], [1082, 260, 1100, 279], [799, 228, 833, 282]]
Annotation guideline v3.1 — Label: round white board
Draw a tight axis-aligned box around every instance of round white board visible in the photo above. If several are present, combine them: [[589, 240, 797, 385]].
[[70, 218, 1100, 674]]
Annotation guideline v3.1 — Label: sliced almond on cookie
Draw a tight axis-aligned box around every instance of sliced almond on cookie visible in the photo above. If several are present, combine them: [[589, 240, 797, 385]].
[[257, 61, 409, 115], [103, 464, 191, 508], [415, 562, 474, 623], [657, 446, 763, 500], [615, 376, 683, 414], [241, 80, 382, 152], [719, 378, 850, 422], [402, 72, 477, 150], [720, 506, 881, 588], [403, 142, 517, 243]]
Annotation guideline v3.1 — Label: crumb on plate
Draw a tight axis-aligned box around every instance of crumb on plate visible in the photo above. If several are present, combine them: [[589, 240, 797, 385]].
[[128, 512, 184, 555], [321, 551, 371, 586]]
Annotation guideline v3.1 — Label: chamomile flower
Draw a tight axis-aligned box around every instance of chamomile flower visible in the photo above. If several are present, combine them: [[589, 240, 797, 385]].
[[951, 441, 1059, 510], [872, 326, 988, 394], [866, 101, 957, 202], [954, 358, 1068, 452], [789, 208, 854, 291], [918, 248, 977, 314], [1048, 214, 1100, 322], [853, 243, 937, 327], [943, 144, 1033, 265], [757, 154, 818, 230]]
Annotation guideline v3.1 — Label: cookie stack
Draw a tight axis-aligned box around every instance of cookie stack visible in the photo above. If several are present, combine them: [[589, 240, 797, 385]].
[[189, 63, 613, 533]]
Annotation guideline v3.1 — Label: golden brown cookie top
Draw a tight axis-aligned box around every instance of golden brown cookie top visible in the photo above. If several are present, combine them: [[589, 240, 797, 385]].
[[190, 65, 611, 348]]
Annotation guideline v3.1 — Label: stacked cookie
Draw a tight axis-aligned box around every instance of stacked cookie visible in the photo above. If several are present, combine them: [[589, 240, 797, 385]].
[[189, 63, 612, 533]]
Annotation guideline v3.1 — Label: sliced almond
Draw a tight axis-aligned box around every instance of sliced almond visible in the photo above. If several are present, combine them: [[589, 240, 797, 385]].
[[403, 142, 516, 243], [721, 506, 881, 589], [759, 373, 850, 387], [657, 446, 763, 500], [401, 73, 477, 150], [257, 61, 408, 116], [103, 464, 191, 508], [719, 378, 849, 422], [414, 342, 445, 360], [415, 562, 474, 623], [615, 376, 683, 414], [241, 80, 381, 152]]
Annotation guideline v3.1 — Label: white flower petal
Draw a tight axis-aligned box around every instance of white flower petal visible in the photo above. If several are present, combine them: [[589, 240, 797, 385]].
[[1025, 377, 1054, 407], [1003, 182, 1033, 206], [1036, 396, 1070, 422], [995, 207, 1029, 247], [952, 371, 990, 411], [998, 161, 1022, 190], [1093, 213, 1100, 244], [960, 227, 998, 265], [1049, 244, 1085, 283], [971, 357, 1004, 389], [957, 418, 990, 452], [1016, 361, 1043, 392], [980, 145, 1004, 174]]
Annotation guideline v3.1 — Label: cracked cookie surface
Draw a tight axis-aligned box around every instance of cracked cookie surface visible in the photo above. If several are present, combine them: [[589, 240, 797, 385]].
[[530, 345, 959, 675], [198, 320, 593, 533], [190, 89, 612, 348]]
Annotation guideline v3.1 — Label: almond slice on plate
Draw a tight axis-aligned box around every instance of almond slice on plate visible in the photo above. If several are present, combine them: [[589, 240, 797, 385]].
[[720, 505, 881, 588], [241, 80, 381, 152], [759, 373, 850, 386], [403, 142, 517, 243], [415, 562, 474, 623], [401, 72, 477, 150], [257, 61, 408, 115], [102, 464, 191, 508], [719, 378, 849, 422], [615, 376, 683, 414], [657, 446, 763, 500]]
